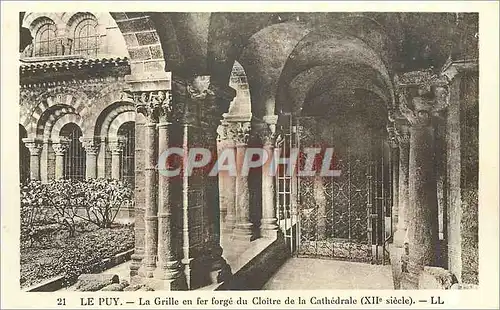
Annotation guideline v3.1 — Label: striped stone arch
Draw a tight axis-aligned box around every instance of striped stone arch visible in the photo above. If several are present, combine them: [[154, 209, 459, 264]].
[[23, 86, 90, 134], [97, 104, 135, 138], [82, 83, 135, 138], [50, 113, 84, 143], [108, 13, 166, 75], [41, 106, 78, 140], [108, 111, 136, 139]]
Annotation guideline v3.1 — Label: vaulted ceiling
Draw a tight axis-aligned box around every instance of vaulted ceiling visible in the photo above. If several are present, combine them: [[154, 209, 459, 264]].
[[146, 12, 477, 117], [20, 12, 478, 119]]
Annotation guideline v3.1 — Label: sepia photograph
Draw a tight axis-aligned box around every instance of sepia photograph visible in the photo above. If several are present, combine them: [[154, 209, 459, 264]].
[[2, 2, 498, 308]]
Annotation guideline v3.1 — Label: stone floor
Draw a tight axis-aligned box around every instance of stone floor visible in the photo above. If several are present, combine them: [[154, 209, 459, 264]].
[[263, 257, 394, 290]]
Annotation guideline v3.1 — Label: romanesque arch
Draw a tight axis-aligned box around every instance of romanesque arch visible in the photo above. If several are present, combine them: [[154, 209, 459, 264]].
[[50, 113, 84, 143]]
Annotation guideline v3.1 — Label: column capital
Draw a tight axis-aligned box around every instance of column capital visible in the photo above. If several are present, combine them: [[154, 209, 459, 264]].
[[395, 124, 410, 145], [387, 123, 399, 149], [79, 137, 100, 155], [227, 121, 251, 146], [395, 69, 450, 126], [216, 118, 229, 143], [22, 138, 43, 156], [52, 142, 69, 156], [252, 118, 278, 146], [128, 90, 173, 123], [108, 139, 125, 155]]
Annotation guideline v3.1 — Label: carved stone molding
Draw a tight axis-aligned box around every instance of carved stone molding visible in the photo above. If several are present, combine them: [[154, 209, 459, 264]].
[[395, 69, 450, 126], [253, 116, 278, 146], [395, 125, 410, 145], [108, 139, 125, 155], [129, 90, 173, 123], [22, 138, 43, 156], [52, 142, 69, 156], [227, 121, 251, 146], [387, 123, 398, 148], [217, 119, 229, 143], [80, 137, 100, 155]]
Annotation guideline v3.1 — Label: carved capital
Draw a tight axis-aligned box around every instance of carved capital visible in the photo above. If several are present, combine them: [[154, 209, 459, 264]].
[[395, 69, 450, 126], [108, 139, 125, 155], [395, 125, 410, 145], [253, 119, 277, 146], [27, 144, 42, 156], [227, 121, 251, 146], [52, 142, 69, 156], [217, 119, 229, 143], [129, 90, 173, 123], [80, 137, 100, 155], [387, 123, 398, 148], [22, 138, 42, 156]]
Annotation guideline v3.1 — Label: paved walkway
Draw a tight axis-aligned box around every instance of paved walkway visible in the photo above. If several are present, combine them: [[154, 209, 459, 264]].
[[263, 258, 394, 290]]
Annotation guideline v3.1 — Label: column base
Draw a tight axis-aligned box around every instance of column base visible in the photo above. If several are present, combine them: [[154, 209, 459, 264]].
[[389, 244, 403, 290], [222, 215, 236, 234], [401, 262, 421, 290], [401, 272, 419, 290], [154, 262, 184, 280], [260, 228, 279, 239], [232, 223, 256, 242], [143, 276, 188, 291], [260, 219, 279, 239], [129, 253, 143, 277]]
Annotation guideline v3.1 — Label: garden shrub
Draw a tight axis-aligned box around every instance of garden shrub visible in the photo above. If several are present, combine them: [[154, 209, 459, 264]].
[[20, 226, 134, 288], [20, 181, 60, 246], [78, 178, 134, 228], [20, 178, 134, 246]]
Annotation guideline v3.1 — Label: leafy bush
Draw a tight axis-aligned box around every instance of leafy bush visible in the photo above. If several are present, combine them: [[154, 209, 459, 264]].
[[20, 181, 60, 246], [20, 179, 134, 246], [78, 179, 134, 228], [20, 226, 134, 288]]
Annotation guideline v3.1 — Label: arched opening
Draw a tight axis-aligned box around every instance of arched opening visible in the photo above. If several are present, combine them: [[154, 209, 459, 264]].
[[60, 123, 85, 180], [32, 18, 58, 57], [117, 121, 135, 188], [289, 90, 392, 263], [72, 15, 99, 57], [19, 125, 30, 183]]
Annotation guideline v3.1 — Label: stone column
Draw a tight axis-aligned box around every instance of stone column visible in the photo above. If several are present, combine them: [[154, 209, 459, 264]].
[[389, 121, 409, 289], [203, 83, 234, 285], [52, 142, 68, 180], [154, 90, 186, 289], [396, 70, 449, 289], [228, 120, 255, 241], [393, 125, 410, 245], [134, 91, 159, 279], [108, 139, 124, 180], [80, 138, 99, 179], [22, 138, 42, 181], [217, 117, 236, 234], [259, 116, 279, 238]]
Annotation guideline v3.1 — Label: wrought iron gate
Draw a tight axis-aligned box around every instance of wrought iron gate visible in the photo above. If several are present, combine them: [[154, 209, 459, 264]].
[[276, 115, 391, 264]]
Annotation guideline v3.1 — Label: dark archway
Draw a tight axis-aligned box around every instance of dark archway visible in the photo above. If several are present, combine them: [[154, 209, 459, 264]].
[[117, 121, 135, 188], [19, 125, 30, 183], [60, 123, 85, 180]]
